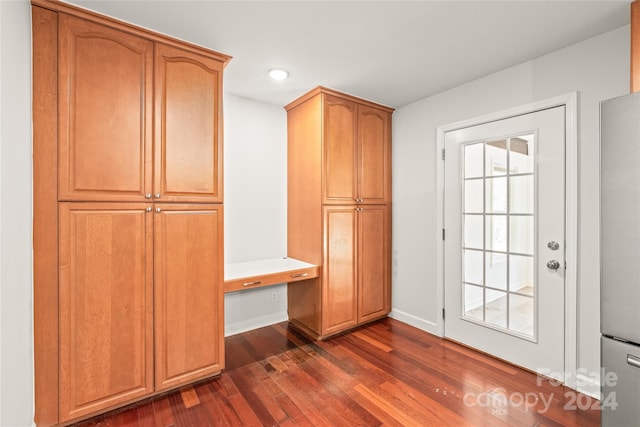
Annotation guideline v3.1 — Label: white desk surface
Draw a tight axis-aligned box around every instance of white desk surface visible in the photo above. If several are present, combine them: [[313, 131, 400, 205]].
[[224, 257, 317, 281]]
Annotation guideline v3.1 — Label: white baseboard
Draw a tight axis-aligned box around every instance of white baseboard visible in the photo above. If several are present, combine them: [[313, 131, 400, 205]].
[[389, 309, 440, 336], [224, 311, 289, 337], [575, 372, 601, 399]]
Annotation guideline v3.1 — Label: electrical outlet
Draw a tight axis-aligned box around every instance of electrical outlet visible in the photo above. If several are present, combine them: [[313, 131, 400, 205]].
[[271, 292, 278, 303]]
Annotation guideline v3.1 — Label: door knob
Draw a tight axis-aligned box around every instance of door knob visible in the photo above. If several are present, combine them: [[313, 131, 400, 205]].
[[546, 260, 561, 271]]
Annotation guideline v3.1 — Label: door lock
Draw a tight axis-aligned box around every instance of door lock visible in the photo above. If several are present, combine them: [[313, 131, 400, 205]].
[[547, 241, 560, 251]]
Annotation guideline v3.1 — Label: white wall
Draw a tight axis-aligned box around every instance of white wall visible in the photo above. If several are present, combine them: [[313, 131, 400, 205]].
[[392, 26, 630, 396], [223, 93, 288, 336], [0, 0, 34, 425]]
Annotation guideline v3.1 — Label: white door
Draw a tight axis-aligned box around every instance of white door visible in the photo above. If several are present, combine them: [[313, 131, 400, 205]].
[[443, 106, 565, 379]]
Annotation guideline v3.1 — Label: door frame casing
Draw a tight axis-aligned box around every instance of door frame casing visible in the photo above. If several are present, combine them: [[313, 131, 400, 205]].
[[435, 92, 578, 390]]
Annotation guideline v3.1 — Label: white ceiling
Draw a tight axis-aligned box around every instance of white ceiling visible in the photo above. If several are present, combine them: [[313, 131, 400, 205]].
[[65, 0, 631, 108]]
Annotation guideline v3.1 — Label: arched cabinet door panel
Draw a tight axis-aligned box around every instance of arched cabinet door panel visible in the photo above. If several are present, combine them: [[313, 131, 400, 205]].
[[58, 14, 153, 202], [358, 105, 392, 204], [154, 44, 224, 203], [323, 95, 358, 204]]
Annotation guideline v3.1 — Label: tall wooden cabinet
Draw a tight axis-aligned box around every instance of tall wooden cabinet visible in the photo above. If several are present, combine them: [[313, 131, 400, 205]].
[[286, 87, 393, 339], [32, 1, 230, 424]]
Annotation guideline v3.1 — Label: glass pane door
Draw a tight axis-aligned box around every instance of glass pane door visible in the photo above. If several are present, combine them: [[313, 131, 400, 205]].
[[461, 135, 536, 339]]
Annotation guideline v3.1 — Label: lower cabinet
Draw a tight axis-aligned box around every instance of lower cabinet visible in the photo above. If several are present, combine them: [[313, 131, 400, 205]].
[[357, 205, 391, 323], [321, 204, 391, 337], [154, 204, 225, 390], [59, 203, 154, 422], [58, 203, 223, 422]]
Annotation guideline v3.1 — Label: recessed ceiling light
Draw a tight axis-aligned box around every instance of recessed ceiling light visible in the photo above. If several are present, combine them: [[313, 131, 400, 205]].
[[269, 69, 289, 81]]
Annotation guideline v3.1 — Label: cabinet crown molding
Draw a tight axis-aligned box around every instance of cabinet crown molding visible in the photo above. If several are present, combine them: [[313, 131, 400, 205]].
[[31, 0, 232, 65], [284, 86, 395, 113]]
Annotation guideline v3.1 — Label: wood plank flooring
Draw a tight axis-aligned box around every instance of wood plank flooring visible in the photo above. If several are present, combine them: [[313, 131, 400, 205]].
[[74, 318, 600, 426]]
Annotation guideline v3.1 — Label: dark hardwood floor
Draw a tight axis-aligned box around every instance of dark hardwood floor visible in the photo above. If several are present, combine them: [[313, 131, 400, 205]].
[[74, 318, 600, 426]]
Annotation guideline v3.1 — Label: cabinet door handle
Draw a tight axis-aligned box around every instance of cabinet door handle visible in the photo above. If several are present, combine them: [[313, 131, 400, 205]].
[[145, 193, 152, 199], [146, 207, 152, 212], [154, 193, 161, 199], [155, 207, 161, 213], [291, 272, 309, 278], [243, 281, 262, 287]]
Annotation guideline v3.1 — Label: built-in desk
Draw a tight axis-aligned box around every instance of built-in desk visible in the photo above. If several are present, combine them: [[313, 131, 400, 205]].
[[224, 257, 319, 293]]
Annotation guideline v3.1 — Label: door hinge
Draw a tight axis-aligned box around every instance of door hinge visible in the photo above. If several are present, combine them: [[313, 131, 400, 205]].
[[442, 148, 445, 160], [442, 308, 445, 319], [442, 228, 445, 240]]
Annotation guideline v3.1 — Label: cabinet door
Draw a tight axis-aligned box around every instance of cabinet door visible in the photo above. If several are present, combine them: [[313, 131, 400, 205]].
[[155, 44, 224, 203], [323, 95, 358, 204], [323, 206, 358, 334], [154, 204, 224, 390], [358, 105, 391, 204], [358, 205, 391, 322], [59, 203, 153, 422], [58, 15, 153, 202]]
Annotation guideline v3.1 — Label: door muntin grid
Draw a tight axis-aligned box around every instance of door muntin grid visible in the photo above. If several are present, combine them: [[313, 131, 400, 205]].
[[461, 134, 537, 341]]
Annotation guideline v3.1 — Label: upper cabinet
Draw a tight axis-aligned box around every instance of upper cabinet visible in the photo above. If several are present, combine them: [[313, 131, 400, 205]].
[[322, 92, 392, 205], [58, 14, 153, 202], [324, 95, 357, 203], [154, 44, 224, 203], [58, 15, 225, 203], [357, 104, 391, 204]]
